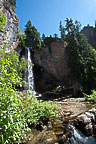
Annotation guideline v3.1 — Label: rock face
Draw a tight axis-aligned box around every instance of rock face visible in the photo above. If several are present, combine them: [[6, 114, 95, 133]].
[[82, 26, 96, 49], [74, 108, 96, 136], [0, 0, 19, 51], [34, 38, 69, 81], [34, 37, 70, 93]]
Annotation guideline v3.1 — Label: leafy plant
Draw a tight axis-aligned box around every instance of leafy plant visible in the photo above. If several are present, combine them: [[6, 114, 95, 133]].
[[18, 29, 26, 47], [22, 91, 59, 125], [0, 48, 29, 144], [0, 12, 6, 32], [84, 90, 96, 102]]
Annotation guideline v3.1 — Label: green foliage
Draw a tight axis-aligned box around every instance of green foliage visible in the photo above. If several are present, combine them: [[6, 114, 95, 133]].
[[18, 29, 26, 47], [64, 18, 96, 93], [0, 12, 6, 32], [84, 90, 96, 102], [0, 48, 29, 144], [25, 20, 41, 50], [41, 33, 46, 46], [54, 33, 58, 38], [0, 9, 59, 144], [0, 2, 2, 8], [59, 21, 65, 40], [22, 91, 59, 125], [9, 0, 16, 10]]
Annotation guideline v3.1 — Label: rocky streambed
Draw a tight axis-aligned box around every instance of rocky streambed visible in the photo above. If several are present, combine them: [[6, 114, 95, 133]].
[[23, 98, 96, 144]]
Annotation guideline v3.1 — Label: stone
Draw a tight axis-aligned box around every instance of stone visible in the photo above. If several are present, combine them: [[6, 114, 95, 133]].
[[76, 114, 91, 125], [74, 108, 96, 136], [82, 26, 96, 49], [85, 123, 93, 135], [34, 37, 72, 93], [85, 112, 95, 122], [46, 138, 54, 144], [0, 0, 19, 51]]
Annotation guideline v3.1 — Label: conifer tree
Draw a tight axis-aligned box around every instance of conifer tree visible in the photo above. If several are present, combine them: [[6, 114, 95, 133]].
[[59, 21, 65, 40], [25, 20, 41, 50]]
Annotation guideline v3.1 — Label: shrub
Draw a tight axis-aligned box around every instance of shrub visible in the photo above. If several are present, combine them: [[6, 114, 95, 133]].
[[0, 48, 28, 144], [22, 91, 59, 125], [84, 90, 96, 102]]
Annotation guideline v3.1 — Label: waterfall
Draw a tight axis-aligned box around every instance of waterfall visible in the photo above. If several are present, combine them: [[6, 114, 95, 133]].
[[25, 47, 42, 97], [27, 48, 34, 91], [65, 125, 96, 144], [24, 47, 36, 95]]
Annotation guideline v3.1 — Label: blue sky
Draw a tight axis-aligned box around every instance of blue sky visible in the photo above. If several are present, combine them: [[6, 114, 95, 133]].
[[16, 0, 96, 37]]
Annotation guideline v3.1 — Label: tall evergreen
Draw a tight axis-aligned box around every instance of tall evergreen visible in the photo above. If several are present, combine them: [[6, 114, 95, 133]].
[[41, 33, 45, 46], [25, 20, 41, 50], [65, 18, 96, 93], [59, 21, 65, 40]]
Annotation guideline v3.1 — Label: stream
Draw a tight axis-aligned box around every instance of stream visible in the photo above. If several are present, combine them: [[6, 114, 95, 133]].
[[65, 125, 96, 144]]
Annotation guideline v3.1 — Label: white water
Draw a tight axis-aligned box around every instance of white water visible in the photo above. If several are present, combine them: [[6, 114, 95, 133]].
[[65, 125, 96, 144], [26, 47, 42, 97], [27, 48, 34, 91]]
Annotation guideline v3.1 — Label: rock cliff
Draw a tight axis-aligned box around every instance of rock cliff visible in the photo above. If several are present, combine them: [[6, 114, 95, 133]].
[[34, 37, 70, 93], [82, 26, 96, 49], [0, 0, 19, 51]]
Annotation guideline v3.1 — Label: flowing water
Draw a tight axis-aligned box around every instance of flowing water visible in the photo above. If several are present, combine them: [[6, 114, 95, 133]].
[[27, 48, 35, 92], [65, 125, 96, 144], [26, 47, 42, 97]]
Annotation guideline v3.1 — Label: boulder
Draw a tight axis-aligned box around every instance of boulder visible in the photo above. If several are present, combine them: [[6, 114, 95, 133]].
[[74, 108, 96, 136]]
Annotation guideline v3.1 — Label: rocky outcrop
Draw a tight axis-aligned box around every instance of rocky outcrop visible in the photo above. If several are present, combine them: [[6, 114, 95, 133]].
[[34, 37, 71, 93], [34, 38, 70, 81], [82, 26, 96, 49], [74, 107, 96, 136], [0, 0, 19, 51]]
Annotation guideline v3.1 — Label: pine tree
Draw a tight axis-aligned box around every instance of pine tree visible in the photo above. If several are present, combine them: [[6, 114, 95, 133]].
[[25, 20, 41, 50], [65, 18, 96, 93], [41, 33, 45, 46], [59, 21, 65, 40]]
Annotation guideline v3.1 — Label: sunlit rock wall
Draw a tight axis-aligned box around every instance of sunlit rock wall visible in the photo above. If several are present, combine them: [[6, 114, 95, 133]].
[[0, 0, 19, 51]]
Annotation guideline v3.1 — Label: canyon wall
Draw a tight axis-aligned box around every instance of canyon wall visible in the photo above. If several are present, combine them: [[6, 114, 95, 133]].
[[0, 0, 19, 51], [34, 38, 70, 92], [82, 26, 96, 49]]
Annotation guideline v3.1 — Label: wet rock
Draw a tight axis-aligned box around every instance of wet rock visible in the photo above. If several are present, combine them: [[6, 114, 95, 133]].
[[46, 138, 54, 144], [74, 108, 96, 136], [85, 123, 93, 135], [93, 124, 96, 135]]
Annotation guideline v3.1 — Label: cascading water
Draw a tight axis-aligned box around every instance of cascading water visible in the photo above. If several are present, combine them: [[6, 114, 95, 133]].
[[65, 125, 96, 144], [25, 47, 42, 97], [24, 47, 36, 95], [27, 48, 34, 91]]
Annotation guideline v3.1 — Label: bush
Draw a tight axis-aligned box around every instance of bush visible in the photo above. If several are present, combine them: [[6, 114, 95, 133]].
[[84, 90, 96, 102], [0, 48, 28, 144], [22, 91, 59, 125], [0, 12, 6, 32]]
